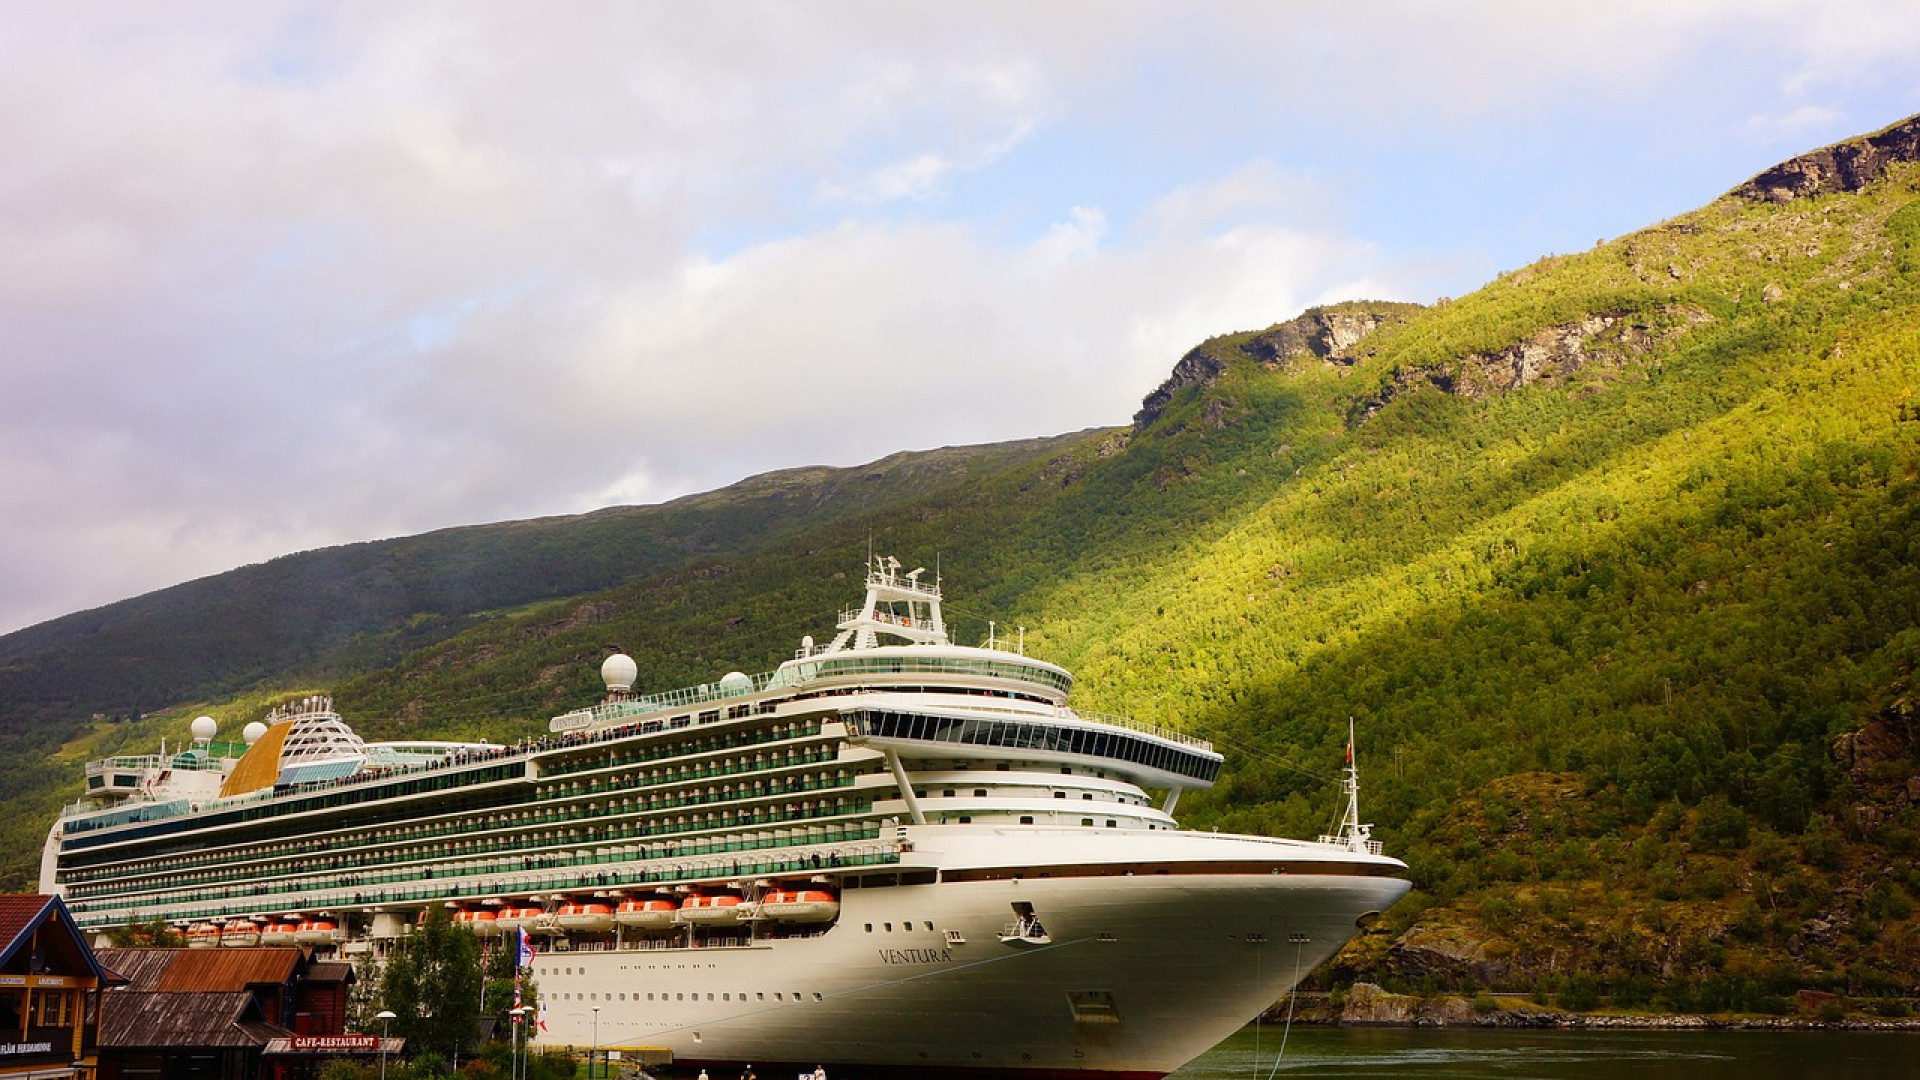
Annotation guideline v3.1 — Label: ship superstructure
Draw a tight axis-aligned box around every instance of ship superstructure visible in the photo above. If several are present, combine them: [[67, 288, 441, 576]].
[[42, 557, 1409, 1078]]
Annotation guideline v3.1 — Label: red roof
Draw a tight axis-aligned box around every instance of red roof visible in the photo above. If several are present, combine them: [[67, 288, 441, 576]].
[[0, 893, 120, 985], [93, 947, 303, 992]]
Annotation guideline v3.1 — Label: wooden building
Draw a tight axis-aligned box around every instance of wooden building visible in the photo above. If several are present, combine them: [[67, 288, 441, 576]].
[[92, 949, 355, 1080], [0, 895, 122, 1080]]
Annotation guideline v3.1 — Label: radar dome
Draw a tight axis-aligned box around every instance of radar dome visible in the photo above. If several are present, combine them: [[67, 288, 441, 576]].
[[190, 716, 218, 742], [601, 653, 639, 692], [718, 671, 753, 693], [242, 721, 268, 744]]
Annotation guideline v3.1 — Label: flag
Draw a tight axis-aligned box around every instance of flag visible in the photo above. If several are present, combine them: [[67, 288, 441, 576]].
[[517, 926, 536, 968], [537, 1001, 548, 1032]]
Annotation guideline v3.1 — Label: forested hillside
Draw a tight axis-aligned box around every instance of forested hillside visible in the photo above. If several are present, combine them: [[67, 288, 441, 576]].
[[9, 116, 1920, 1011]]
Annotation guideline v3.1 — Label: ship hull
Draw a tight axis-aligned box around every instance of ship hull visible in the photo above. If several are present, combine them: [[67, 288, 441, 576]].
[[533, 867, 1407, 1077]]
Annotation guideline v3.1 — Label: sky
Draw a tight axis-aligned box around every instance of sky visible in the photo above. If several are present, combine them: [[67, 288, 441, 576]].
[[3, 1, 1919, 636]]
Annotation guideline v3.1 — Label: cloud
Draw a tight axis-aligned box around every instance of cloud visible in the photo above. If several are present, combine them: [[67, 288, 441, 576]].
[[2, 2, 1919, 635]]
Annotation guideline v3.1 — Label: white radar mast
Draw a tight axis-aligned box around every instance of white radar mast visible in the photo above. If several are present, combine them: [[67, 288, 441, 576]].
[[828, 554, 948, 651]]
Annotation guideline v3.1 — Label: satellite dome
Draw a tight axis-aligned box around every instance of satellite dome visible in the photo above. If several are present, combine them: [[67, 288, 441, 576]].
[[190, 716, 218, 742], [242, 721, 268, 745], [601, 653, 639, 692], [718, 671, 753, 693]]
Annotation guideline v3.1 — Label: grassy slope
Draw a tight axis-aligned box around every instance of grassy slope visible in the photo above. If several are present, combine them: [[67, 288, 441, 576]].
[[10, 130, 1920, 1011]]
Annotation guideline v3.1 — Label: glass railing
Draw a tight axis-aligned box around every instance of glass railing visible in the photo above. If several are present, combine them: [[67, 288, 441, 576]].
[[65, 787, 868, 906], [70, 829, 898, 930]]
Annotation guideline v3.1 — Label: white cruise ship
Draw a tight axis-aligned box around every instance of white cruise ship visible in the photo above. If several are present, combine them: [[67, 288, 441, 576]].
[[42, 557, 1410, 1078]]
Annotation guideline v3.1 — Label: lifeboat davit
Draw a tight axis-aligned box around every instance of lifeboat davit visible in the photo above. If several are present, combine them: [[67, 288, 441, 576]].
[[676, 893, 746, 926], [453, 909, 500, 937], [186, 923, 222, 949], [758, 889, 840, 924], [614, 896, 679, 931], [554, 902, 617, 933], [221, 920, 262, 947], [260, 922, 300, 946], [295, 919, 338, 944]]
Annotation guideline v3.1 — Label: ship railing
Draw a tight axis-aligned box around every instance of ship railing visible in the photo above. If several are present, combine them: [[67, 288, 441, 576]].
[[837, 608, 939, 634], [1317, 835, 1386, 856], [84, 752, 228, 776], [540, 719, 828, 777], [61, 768, 863, 894], [1071, 708, 1214, 752], [63, 795, 877, 903], [69, 834, 903, 931]]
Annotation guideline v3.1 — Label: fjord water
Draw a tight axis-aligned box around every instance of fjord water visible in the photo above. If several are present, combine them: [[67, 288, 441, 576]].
[[1166, 1024, 1919, 1080]]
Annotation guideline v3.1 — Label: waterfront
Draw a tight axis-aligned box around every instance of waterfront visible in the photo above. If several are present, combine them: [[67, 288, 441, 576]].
[[1167, 1023, 1920, 1079]]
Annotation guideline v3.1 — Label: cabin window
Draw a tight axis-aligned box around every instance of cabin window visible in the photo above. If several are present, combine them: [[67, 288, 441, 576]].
[[1020, 816, 1034, 824]]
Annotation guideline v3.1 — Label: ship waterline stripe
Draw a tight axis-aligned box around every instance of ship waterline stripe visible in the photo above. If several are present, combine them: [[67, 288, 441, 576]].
[[936, 858, 1403, 882]]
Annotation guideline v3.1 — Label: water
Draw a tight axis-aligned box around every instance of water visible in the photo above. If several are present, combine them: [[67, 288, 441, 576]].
[[1167, 1024, 1920, 1080]]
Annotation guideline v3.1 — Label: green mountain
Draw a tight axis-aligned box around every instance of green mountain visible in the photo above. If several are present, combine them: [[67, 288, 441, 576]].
[[9, 115, 1920, 1013]]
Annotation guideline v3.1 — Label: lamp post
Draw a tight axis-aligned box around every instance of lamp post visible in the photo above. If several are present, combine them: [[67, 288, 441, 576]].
[[591, 1005, 601, 1080], [375, 1010, 396, 1080], [510, 1006, 531, 1080]]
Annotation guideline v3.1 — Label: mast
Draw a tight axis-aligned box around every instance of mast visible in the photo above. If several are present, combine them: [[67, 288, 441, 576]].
[[1323, 718, 1378, 854], [830, 554, 948, 650]]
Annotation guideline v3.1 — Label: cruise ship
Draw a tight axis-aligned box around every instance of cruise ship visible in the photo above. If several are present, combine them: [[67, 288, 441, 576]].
[[42, 557, 1410, 1078]]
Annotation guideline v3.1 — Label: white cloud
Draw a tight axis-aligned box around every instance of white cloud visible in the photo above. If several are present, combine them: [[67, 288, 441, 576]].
[[2, 2, 1919, 635]]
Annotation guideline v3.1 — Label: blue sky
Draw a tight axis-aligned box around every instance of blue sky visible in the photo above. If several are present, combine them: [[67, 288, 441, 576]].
[[2, 1, 1918, 635]]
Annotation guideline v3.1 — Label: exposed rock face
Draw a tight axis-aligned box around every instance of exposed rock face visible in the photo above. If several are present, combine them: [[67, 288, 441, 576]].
[[1832, 671, 1920, 818], [1339, 983, 1420, 1024], [1133, 301, 1421, 430], [1730, 112, 1920, 202], [1348, 306, 1708, 426], [1388, 925, 1512, 985]]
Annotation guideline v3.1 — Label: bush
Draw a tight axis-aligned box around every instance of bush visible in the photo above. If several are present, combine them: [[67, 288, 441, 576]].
[[1692, 796, 1750, 852]]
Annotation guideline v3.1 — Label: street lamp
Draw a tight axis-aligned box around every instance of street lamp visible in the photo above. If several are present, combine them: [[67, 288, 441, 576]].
[[509, 1007, 531, 1080], [591, 1005, 601, 1080], [375, 1011, 396, 1080]]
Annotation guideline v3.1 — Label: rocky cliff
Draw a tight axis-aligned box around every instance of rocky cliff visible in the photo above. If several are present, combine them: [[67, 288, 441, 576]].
[[1731, 112, 1920, 202], [1133, 300, 1421, 429]]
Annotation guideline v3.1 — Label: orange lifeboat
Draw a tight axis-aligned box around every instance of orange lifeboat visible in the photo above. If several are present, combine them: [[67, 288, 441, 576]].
[[758, 889, 840, 924], [260, 922, 300, 946], [186, 922, 222, 949], [676, 893, 746, 926], [295, 918, 338, 945], [221, 920, 262, 947], [495, 906, 544, 932], [554, 902, 616, 933], [453, 909, 500, 937], [614, 896, 679, 931]]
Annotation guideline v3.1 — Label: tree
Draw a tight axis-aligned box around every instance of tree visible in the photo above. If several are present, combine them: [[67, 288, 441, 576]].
[[378, 909, 482, 1062], [108, 917, 185, 948]]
